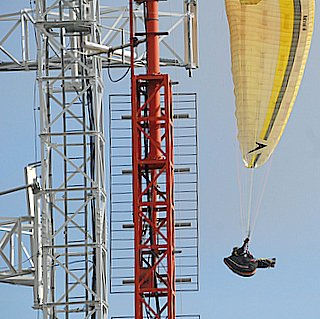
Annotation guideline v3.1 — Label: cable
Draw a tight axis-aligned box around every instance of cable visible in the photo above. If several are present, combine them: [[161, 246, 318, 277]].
[[246, 168, 255, 238], [235, 147, 245, 239], [29, 0, 39, 165], [29, 0, 34, 13], [0, 253, 34, 271], [251, 157, 273, 239], [143, 2, 148, 73], [107, 63, 130, 83], [32, 77, 38, 162], [29, 0, 38, 47]]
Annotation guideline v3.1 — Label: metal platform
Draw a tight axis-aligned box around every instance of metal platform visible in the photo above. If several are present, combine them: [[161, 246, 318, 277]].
[[109, 93, 199, 294]]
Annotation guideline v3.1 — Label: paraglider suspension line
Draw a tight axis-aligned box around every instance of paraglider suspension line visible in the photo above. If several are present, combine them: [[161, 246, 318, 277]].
[[247, 169, 255, 238]]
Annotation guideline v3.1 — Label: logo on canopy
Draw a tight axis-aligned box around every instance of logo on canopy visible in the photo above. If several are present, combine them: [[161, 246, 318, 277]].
[[248, 142, 267, 155]]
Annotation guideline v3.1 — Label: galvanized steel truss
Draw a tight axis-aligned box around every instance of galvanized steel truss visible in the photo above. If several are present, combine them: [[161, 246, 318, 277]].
[[36, 1, 107, 318], [0, 2, 198, 72]]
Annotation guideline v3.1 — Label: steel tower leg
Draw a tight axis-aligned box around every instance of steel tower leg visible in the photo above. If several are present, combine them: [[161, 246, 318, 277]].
[[36, 1, 108, 318], [130, 1, 175, 318]]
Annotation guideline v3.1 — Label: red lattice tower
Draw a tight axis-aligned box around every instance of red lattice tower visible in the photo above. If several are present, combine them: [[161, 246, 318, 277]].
[[130, 0, 175, 318]]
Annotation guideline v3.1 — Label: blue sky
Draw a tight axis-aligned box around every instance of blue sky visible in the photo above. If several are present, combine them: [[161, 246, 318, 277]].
[[1, 1, 320, 318]]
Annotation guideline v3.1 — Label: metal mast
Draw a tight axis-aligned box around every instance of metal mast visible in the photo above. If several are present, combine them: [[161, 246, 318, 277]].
[[130, 1, 175, 318], [36, 1, 107, 318]]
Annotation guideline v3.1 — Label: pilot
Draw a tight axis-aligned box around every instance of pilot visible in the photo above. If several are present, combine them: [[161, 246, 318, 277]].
[[224, 238, 276, 277]]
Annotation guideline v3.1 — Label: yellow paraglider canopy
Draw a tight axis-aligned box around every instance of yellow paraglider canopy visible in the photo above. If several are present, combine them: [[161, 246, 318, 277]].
[[225, 0, 314, 168]]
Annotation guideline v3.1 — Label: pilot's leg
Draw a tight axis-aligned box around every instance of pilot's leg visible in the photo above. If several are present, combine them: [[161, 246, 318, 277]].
[[257, 258, 276, 268]]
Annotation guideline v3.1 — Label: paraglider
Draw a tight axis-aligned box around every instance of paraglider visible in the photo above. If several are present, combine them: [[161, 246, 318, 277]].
[[224, 0, 314, 276]]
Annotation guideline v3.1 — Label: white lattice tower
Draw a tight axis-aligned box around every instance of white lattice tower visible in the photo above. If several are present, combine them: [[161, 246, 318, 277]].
[[35, 1, 107, 318]]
